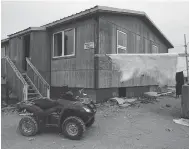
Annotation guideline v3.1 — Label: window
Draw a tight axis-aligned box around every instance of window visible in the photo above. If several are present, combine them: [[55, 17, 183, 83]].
[[53, 28, 75, 57], [152, 44, 158, 53], [117, 30, 127, 54], [1, 47, 5, 58]]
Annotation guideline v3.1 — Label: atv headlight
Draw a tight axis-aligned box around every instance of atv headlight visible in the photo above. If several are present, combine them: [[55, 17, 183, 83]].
[[83, 106, 92, 113]]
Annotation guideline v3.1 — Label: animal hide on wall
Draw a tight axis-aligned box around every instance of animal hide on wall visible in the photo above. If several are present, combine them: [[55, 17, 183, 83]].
[[108, 53, 178, 86]]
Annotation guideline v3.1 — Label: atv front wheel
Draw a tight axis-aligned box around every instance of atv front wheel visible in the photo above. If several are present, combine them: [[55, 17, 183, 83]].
[[86, 117, 95, 127], [62, 116, 85, 140], [18, 116, 38, 136]]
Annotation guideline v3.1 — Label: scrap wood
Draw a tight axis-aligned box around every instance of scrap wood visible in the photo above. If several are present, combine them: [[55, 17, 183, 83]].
[[109, 97, 126, 105]]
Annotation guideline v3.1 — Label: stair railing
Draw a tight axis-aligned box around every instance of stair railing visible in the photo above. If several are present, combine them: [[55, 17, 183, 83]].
[[26, 58, 50, 98], [1, 56, 28, 101]]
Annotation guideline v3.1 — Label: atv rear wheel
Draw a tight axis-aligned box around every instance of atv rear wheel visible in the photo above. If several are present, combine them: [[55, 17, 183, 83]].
[[86, 117, 95, 127], [18, 116, 38, 136], [62, 116, 85, 140]]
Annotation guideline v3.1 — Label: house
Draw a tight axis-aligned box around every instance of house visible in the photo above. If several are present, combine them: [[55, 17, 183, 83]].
[[1, 6, 174, 103]]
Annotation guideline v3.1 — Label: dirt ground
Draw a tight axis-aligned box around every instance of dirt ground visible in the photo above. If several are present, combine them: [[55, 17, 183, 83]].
[[1, 96, 189, 149]]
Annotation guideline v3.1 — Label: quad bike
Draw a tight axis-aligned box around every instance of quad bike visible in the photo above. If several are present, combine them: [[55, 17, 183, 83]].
[[16, 87, 96, 140]]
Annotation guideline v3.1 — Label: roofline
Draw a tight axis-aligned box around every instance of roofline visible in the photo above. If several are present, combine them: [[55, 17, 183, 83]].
[[41, 5, 100, 28], [42, 5, 173, 48], [8, 27, 46, 38], [1, 38, 9, 44], [143, 14, 174, 48], [42, 5, 145, 28], [4, 6, 173, 48]]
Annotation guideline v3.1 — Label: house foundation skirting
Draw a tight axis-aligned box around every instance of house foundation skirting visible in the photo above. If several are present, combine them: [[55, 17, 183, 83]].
[[50, 86, 158, 103]]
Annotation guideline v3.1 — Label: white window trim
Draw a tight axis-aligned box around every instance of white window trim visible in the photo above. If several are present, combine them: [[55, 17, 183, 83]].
[[52, 28, 75, 58], [117, 30, 127, 54]]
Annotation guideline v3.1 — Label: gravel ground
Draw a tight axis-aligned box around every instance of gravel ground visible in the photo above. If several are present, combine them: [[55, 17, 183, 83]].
[[1, 96, 189, 149]]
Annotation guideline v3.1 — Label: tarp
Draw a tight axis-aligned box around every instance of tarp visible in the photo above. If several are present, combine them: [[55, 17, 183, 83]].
[[108, 53, 178, 86]]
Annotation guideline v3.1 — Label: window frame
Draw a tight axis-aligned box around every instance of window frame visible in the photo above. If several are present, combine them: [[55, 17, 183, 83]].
[[152, 44, 159, 53], [117, 30, 127, 54], [52, 28, 75, 58]]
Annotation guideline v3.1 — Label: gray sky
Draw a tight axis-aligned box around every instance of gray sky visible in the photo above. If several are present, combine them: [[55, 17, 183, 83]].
[[1, 0, 189, 54]]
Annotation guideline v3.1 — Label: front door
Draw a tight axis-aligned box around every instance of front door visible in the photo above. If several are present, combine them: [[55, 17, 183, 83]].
[[23, 34, 30, 71]]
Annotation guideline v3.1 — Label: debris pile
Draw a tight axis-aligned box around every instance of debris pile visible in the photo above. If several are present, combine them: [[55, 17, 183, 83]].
[[1, 104, 17, 114], [107, 97, 138, 108], [1, 101, 8, 108]]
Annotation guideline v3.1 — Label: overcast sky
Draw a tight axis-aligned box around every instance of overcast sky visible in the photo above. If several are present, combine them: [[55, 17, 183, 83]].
[[1, 0, 189, 54]]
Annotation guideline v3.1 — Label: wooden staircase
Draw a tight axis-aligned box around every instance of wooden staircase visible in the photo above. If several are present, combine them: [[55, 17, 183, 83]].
[[1, 56, 50, 101], [22, 73, 42, 100]]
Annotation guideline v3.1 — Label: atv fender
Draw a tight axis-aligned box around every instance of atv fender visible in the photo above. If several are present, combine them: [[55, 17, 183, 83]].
[[17, 103, 45, 116], [58, 108, 86, 127]]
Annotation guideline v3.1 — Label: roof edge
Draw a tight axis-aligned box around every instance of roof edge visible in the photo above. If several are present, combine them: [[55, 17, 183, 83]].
[[143, 14, 174, 48], [1, 38, 9, 44], [8, 27, 46, 38], [42, 5, 99, 28], [3, 5, 173, 49]]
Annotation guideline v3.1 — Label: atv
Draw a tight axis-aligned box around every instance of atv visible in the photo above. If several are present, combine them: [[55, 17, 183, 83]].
[[16, 87, 96, 140]]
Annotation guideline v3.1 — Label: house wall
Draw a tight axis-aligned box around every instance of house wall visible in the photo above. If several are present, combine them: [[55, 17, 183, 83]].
[[97, 14, 169, 88], [9, 36, 24, 72], [1, 42, 10, 57], [7, 32, 51, 84], [30, 31, 51, 84], [1, 42, 9, 81], [98, 14, 168, 54], [50, 18, 97, 88]]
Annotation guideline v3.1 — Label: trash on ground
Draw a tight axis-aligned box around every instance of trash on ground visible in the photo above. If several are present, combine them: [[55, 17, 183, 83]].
[[165, 128, 173, 132], [138, 96, 158, 104], [144, 92, 159, 97], [165, 104, 171, 108], [173, 118, 189, 127], [2, 106, 17, 114], [158, 92, 174, 96], [109, 97, 125, 105], [119, 103, 131, 108], [1, 101, 8, 108], [124, 98, 137, 103], [27, 137, 35, 141]]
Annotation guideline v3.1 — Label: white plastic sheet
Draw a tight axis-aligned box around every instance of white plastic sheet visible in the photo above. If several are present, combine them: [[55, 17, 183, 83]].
[[173, 118, 189, 127], [108, 53, 178, 86]]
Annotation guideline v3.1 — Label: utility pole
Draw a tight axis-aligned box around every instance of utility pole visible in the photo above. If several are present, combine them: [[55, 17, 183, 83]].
[[184, 34, 189, 83]]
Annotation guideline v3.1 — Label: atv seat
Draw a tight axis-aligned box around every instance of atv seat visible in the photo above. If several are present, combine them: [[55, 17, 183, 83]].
[[33, 98, 58, 110]]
